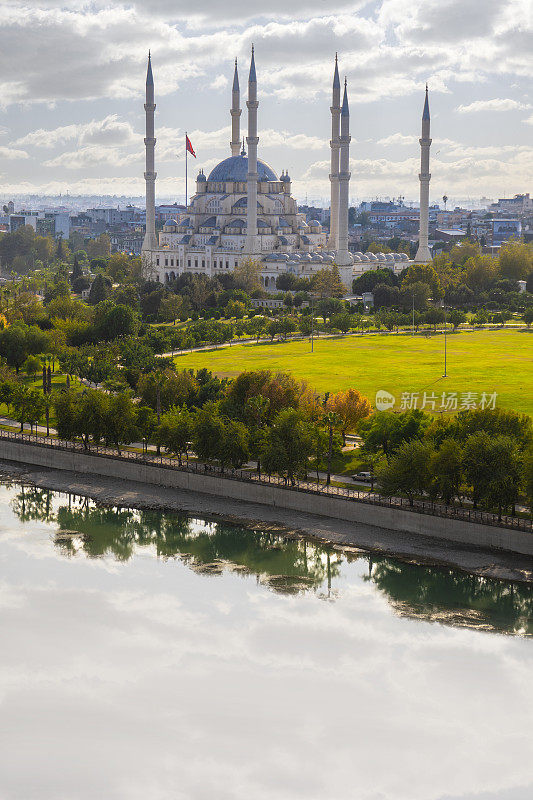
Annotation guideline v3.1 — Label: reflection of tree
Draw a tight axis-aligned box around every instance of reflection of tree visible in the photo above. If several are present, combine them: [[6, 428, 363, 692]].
[[369, 558, 533, 636], [9, 487, 340, 594], [10, 487, 533, 632], [10, 486, 55, 523]]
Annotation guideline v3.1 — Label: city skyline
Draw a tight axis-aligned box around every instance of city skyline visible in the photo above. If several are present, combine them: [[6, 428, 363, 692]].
[[0, 0, 531, 202]]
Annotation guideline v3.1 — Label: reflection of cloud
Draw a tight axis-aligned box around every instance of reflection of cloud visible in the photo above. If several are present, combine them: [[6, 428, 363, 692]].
[[2, 485, 533, 798]]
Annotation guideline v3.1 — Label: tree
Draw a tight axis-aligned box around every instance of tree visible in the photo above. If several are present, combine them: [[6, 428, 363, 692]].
[[261, 409, 314, 485], [325, 388, 372, 444], [23, 354, 41, 380], [11, 384, 45, 433], [225, 299, 247, 319], [424, 307, 445, 332], [94, 302, 138, 340], [247, 316, 266, 342], [523, 308, 533, 328], [402, 264, 441, 299], [159, 294, 184, 323], [0, 325, 29, 373], [376, 439, 434, 506], [233, 257, 262, 293], [449, 309, 466, 330], [104, 393, 138, 454], [329, 312, 352, 333], [448, 407, 532, 450], [156, 407, 192, 464], [107, 253, 130, 280], [352, 269, 398, 293], [317, 297, 343, 322], [373, 284, 400, 309], [359, 410, 431, 456], [429, 439, 462, 505], [312, 265, 346, 298], [138, 369, 199, 412], [523, 445, 533, 512], [462, 432, 494, 509], [219, 419, 249, 470], [399, 281, 430, 311], [484, 436, 522, 519], [86, 234, 111, 260], [244, 394, 270, 475], [88, 274, 111, 305], [192, 403, 226, 463], [498, 241, 533, 281], [449, 241, 480, 267], [71, 254, 84, 285], [464, 254, 498, 291]]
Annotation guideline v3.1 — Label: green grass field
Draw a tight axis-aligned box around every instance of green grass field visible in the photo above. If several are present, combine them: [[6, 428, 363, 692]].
[[174, 329, 533, 416]]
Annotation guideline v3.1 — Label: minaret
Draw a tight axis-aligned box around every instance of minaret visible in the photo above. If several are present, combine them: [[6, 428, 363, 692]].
[[414, 85, 432, 263], [230, 58, 241, 157], [328, 54, 341, 249], [142, 52, 158, 253], [245, 45, 259, 255], [336, 78, 352, 288]]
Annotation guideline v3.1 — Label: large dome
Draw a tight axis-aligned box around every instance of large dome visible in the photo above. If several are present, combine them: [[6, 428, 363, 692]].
[[208, 154, 278, 182]]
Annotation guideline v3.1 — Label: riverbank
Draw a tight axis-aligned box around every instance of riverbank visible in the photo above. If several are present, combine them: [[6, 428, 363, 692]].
[[1, 458, 532, 584]]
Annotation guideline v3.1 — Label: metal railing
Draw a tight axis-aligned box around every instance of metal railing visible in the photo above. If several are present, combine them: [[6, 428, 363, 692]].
[[1, 427, 531, 533]]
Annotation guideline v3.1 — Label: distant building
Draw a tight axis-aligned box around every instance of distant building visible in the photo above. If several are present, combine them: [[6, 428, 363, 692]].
[[490, 194, 532, 214], [492, 219, 522, 246], [434, 229, 467, 243]]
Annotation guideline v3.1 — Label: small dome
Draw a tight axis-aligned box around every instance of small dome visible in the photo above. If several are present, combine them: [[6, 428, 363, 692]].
[[163, 219, 178, 228], [308, 220, 322, 227], [197, 171, 206, 182], [280, 172, 291, 182]]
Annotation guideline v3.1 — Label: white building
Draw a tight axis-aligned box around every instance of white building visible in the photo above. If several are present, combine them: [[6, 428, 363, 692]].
[[141, 49, 355, 291]]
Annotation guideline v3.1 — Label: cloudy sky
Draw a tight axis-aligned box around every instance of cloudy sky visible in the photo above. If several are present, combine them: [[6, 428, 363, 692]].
[[0, 0, 532, 205]]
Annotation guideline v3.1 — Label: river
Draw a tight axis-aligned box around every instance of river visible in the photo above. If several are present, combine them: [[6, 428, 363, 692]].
[[1, 482, 532, 799]]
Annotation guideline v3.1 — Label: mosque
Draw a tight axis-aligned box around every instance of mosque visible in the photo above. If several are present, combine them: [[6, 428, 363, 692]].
[[141, 48, 431, 291]]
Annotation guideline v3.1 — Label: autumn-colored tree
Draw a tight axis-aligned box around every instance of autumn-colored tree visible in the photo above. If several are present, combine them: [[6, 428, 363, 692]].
[[498, 240, 533, 280], [325, 388, 372, 444], [233, 257, 262, 293], [464, 254, 498, 291], [312, 265, 346, 298]]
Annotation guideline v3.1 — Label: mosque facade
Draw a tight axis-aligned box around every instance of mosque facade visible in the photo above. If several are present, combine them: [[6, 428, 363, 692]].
[[141, 48, 355, 291], [141, 48, 431, 291]]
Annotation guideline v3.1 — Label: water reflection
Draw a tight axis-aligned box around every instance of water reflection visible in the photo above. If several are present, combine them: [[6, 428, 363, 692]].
[[10, 485, 533, 635]]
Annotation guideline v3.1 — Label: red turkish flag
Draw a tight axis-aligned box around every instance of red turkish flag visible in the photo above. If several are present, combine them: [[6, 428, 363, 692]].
[[186, 135, 196, 157]]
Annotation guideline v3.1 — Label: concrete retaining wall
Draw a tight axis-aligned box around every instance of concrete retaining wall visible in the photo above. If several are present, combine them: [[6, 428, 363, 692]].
[[2, 438, 532, 557]]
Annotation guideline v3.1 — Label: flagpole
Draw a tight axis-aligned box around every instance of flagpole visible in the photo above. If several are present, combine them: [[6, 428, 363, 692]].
[[185, 131, 188, 209]]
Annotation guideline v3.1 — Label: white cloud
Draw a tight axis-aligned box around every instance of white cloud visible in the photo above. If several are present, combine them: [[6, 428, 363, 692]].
[[16, 115, 137, 148], [456, 98, 531, 113], [43, 145, 138, 170], [212, 74, 228, 90], [377, 133, 417, 146], [0, 145, 28, 160]]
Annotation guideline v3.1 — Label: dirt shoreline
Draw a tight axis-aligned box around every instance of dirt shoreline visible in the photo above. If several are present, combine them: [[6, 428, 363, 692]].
[[1, 457, 532, 584]]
